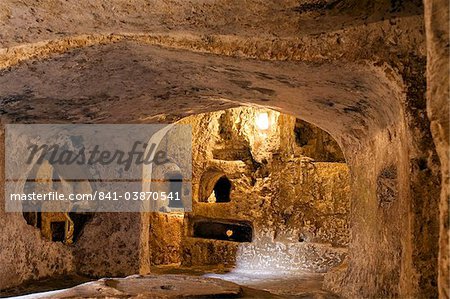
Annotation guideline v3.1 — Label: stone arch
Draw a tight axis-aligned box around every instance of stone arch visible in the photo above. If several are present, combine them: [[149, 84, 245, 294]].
[[20, 157, 94, 245], [212, 176, 232, 203], [0, 45, 439, 297], [198, 168, 233, 203]]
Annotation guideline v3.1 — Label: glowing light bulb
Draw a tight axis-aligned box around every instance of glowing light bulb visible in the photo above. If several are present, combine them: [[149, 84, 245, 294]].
[[226, 230, 233, 237], [255, 112, 269, 130]]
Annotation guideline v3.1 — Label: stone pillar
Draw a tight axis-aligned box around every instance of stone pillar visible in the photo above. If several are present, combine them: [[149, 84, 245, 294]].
[[73, 212, 150, 277]]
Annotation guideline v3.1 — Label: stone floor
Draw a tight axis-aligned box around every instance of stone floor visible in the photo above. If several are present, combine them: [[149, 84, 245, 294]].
[[1, 266, 340, 298], [0, 275, 91, 298], [153, 265, 340, 298]]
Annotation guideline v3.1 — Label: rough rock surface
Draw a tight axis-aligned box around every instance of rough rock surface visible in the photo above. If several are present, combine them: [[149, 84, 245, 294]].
[[424, 0, 449, 298], [0, 131, 74, 290], [73, 213, 146, 278], [150, 213, 184, 265], [17, 275, 243, 298], [172, 108, 350, 272], [0, 0, 446, 298]]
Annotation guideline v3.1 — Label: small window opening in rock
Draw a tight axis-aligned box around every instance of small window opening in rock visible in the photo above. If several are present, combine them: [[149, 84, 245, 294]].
[[51, 221, 66, 242], [23, 212, 42, 228], [167, 173, 183, 208], [210, 176, 231, 203]]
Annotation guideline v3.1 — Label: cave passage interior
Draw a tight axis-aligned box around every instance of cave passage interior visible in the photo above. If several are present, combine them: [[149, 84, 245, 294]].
[[7, 107, 353, 298], [0, 0, 448, 298]]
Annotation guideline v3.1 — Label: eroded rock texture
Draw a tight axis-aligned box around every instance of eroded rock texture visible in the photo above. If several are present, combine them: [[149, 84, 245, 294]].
[[424, 0, 449, 298], [167, 108, 350, 273], [0, 0, 447, 298], [16, 275, 244, 298]]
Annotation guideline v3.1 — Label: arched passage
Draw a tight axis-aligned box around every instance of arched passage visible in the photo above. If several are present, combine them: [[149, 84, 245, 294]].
[[0, 44, 439, 297], [20, 159, 94, 245], [199, 169, 233, 203], [212, 176, 232, 203]]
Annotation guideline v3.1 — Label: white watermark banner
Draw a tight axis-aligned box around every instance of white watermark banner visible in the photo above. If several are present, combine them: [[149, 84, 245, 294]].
[[5, 124, 192, 212]]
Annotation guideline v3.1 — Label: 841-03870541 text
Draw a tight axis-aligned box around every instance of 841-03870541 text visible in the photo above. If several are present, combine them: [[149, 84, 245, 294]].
[[9, 191, 181, 202]]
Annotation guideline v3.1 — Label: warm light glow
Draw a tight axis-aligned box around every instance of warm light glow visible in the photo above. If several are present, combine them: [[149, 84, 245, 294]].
[[226, 229, 234, 237], [255, 112, 269, 130]]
